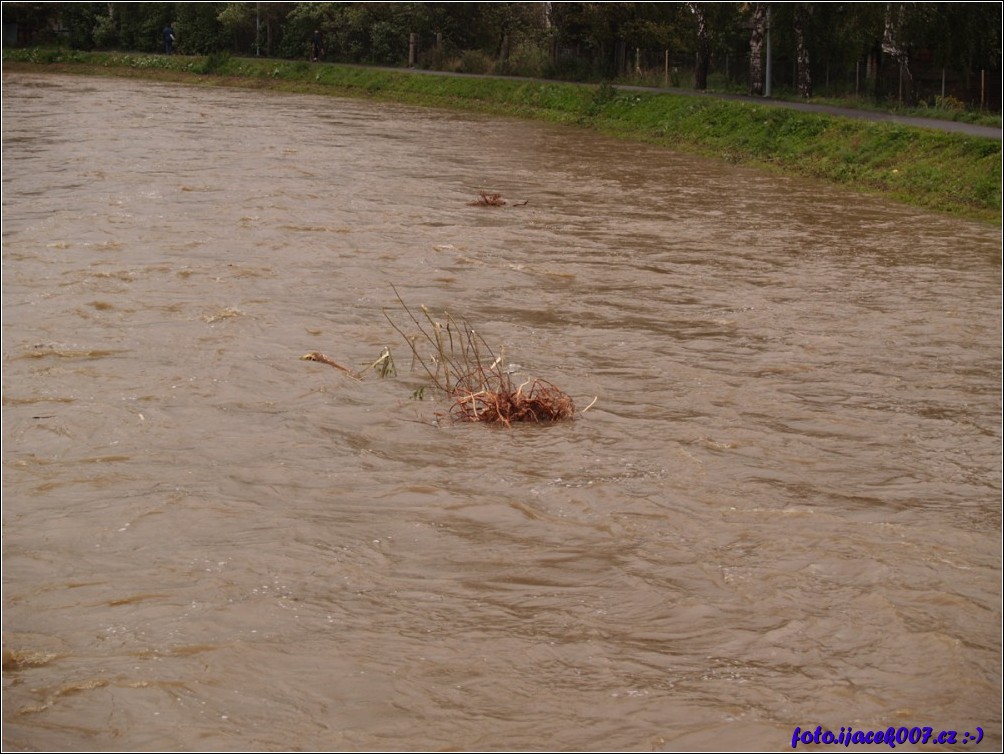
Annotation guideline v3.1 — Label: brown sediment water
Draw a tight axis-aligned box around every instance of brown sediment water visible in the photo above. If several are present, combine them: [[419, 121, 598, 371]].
[[2, 72, 1000, 751]]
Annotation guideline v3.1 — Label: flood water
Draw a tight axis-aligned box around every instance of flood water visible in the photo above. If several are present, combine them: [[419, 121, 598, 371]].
[[2, 72, 1000, 751]]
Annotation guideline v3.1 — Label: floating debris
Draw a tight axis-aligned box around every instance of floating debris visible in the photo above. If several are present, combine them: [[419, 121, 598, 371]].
[[202, 307, 243, 324], [450, 376, 575, 425], [301, 351, 354, 375], [384, 286, 578, 426], [468, 191, 506, 207]]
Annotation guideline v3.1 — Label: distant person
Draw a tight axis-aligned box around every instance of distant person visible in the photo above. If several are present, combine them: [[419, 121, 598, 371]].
[[163, 24, 175, 55], [312, 29, 323, 62]]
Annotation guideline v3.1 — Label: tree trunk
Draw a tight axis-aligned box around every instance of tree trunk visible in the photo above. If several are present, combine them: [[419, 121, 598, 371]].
[[882, 2, 915, 105], [793, 3, 812, 98], [866, 50, 879, 98], [690, 2, 710, 90], [615, 39, 627, 77], [748, 2, 766, 96]]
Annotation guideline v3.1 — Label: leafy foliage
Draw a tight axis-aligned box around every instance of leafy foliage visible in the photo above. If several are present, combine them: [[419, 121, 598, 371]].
[[5, 2, 1001, 109]]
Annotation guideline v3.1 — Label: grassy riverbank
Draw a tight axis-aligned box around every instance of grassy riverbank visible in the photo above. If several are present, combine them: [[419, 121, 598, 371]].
[[5, 49, 1001, 224]]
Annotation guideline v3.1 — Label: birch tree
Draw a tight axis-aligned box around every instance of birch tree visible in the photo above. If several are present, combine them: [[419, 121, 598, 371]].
[[793, 2, 813, 98], [748, 2, 767, 96]]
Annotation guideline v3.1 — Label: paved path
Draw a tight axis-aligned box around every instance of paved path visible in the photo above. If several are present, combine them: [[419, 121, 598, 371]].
[[625, 84, 1003, 139], [392, 65, 1002, 139]]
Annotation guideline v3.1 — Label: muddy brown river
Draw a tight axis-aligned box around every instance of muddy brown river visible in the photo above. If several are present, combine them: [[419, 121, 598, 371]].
[[2, 72, 1000, 751]]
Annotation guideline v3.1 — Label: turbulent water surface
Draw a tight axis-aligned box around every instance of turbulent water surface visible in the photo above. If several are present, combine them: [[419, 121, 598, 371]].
[[2, 72, 1001, 751]]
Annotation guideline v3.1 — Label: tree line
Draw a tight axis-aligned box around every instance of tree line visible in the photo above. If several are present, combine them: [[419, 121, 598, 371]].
[[4, 2, 1001, 108]]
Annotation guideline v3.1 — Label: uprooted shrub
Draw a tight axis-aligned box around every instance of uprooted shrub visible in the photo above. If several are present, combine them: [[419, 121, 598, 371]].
[[384, 287, 576, 426]]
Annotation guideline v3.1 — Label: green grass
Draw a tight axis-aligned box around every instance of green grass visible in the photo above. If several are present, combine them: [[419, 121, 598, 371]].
[[4, 48, 1001, 224], [613, 71, 1002, 129], [805, 94, 1002, 129]]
